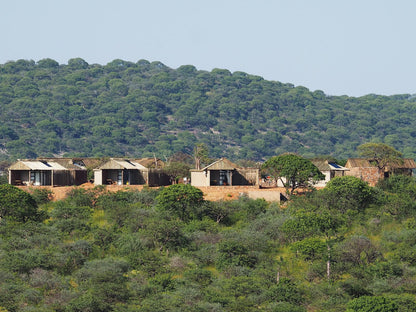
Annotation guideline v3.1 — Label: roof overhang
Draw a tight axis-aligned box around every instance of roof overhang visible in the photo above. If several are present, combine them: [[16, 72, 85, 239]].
[[10, 160, 67, 171]]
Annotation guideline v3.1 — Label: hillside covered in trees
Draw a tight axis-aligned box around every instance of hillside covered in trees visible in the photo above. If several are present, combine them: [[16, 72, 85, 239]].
[[2, 176, 416, 311], [1, 58, 416, 162]]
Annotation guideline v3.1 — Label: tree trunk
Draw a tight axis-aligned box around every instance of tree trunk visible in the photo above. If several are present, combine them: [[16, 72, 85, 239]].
[[327, 244, 331, 280]]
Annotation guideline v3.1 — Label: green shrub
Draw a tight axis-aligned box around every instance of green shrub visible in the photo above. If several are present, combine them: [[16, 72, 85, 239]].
[[156, 184, 204, 221], [0, 184, 41, 222], [323, 176, 374, 213], [291, 237, 327, 260], [30, 188, 53, 205]]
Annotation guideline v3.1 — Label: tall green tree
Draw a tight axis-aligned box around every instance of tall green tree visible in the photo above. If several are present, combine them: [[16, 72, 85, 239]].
[[262, 154, 325, 194], [193, 143, 209, 170], [357, 143, 403, 171], [163, 161, 191, 184]]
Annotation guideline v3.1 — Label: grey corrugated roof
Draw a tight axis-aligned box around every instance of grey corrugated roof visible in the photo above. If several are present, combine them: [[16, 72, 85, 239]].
[[20, 161, 66, 170], [98, 158, 147, 170], [312, 160, 348, 172]]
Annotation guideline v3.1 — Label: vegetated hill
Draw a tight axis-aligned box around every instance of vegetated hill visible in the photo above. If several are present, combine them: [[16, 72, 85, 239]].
[[1, 58, 416, 162]]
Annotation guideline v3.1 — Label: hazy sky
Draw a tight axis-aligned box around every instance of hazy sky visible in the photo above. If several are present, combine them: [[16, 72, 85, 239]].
[[2, 0, 415, 97]]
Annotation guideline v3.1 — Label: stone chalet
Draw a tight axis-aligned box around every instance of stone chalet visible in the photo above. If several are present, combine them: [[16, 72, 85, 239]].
[[190, 158, 259, 187], [345, 158, 416, 186]]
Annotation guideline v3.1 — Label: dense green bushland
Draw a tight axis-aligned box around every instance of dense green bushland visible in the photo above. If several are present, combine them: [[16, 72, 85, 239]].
[[1, 58, 416, 161], [1, 178, 416, 311]]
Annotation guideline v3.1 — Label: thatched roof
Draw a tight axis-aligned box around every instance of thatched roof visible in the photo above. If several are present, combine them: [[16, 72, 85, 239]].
[[387, 158, 416, 169], [200, 158, 239, 171], [135, 158, 165, 168], [346, 158, 416, 170], [81, 158, 109, 169]]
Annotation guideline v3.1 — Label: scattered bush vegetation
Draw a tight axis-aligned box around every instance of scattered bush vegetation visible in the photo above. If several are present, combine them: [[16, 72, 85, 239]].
[[0, 179, 415, 311]]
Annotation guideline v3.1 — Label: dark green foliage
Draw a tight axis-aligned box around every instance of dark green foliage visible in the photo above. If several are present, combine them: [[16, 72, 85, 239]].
[[163, 161, 191, 183], [340, 279, 373, 298], [202, 196, 268, 225], [322, 176, 374, 212], [205, 275, 265, 310], [64, 188, 95, 208], [0, 222, 63, 275], [0, 270, 24, 312], [49, 201, 93, 235], [156, 184, 204, 221], [95, 191, 155, 229], [291, 237, 327, 260], [183, 268, 214, 286], [377, 175, 416, 198], [95, 188, 159, 210], [380, 194, 416, 219], [2, 180, 416, 310], [368, 260, 403, 279], [375, 176, 416, 218], [216, 239, 258, 269], [236, 196, 268, 220], [201, 200, 239, 225], [30, 188, 53, 205], [281, 208, 345, 241], [346, 295, 398, 312], [2, 58, 416, 162], [148, 273, 177, 292], [0, 184, 41, 222], [70, 258, 130, 311], [266, 278, 304, 304], [52, 241, 93, 275], [262, 154, 325, 194], [265, 302, 307, 312], [0, 174, 7, 185], [144, 218, 188, 251], [357, 143, 403, 171]]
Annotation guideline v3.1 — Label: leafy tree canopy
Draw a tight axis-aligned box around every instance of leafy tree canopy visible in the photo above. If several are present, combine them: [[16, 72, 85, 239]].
[[357, 143, 403, 170], [346, 295, 398, 312], [262, 154, 325, 194], [163, 161, 191, 184], [1, 59, 416, 161], [323, 175, 374, 212], [0, 184, 41, 222], [156, 184, 204, 221]]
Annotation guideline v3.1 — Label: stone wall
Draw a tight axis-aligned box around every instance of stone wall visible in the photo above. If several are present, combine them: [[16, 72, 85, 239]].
[[195, 186, 284, 202], [16, 184, 285, 202], [345, 167, 381, 186]]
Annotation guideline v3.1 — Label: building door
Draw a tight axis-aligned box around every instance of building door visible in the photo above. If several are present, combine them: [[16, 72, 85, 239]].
[[123, 169, 130, 185], [219, 170, 231, 186], [31, 171, 45, 186], [117, 170, 122, 185]]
